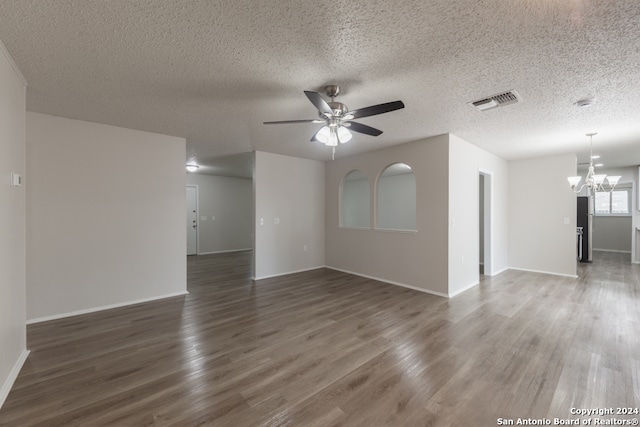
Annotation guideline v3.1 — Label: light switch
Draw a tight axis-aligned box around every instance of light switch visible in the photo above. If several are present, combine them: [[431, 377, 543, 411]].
[[274, 217, 280, 225], [211, 216, 215, 221], [563, 217, 570, 225]]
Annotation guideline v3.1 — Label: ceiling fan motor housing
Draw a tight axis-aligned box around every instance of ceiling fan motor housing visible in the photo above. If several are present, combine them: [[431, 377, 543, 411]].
[[263, 84, 405, 151], [327, 101, 349, 117], [324, 84, 340, 98]]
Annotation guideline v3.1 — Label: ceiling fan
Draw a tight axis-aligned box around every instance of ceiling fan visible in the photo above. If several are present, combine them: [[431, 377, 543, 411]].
[[263, 85, 405, 158]]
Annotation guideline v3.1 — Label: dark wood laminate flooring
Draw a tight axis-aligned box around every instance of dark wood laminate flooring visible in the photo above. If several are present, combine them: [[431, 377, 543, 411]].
[[1, 250, 639, 426]]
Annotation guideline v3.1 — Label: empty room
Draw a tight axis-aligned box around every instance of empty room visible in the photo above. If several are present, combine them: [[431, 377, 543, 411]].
[[1, 1, 639, 426]]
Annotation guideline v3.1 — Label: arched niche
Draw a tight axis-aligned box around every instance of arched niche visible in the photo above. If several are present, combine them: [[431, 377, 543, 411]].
[[340, 170, 370, 228], [376, 163, 417, 231]]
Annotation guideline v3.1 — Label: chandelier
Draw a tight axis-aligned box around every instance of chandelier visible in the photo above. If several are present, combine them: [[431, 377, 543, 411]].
[[567, 133, 620, 193]]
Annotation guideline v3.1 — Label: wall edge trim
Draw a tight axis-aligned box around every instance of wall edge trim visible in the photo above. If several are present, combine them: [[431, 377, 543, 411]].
[[198, 248, 252, 255], [448, 280, 480, 298], [26, 291, 189, 324], [486, 267, 510, 277], [253, 265, 325, 281], [325, 266, 449, 298], [508, 267, 578, 279], [0, 349, 30, 410], [592, 248, 631, 254], [0, 38, 27, 87]]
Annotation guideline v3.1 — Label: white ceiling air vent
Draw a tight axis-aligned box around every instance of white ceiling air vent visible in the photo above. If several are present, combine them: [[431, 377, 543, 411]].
[[468, 90, 521, 112]]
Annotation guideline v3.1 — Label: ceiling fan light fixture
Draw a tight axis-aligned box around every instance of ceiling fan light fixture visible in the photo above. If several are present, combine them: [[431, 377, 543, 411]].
[[316, 126, 331, 144], [326, 128, 339, 147], [264, 85, 405, 156], [337, 126, 352, 143]]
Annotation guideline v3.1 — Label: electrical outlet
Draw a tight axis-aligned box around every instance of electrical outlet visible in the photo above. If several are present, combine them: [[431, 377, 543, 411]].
[[10, 172, 22, 187]]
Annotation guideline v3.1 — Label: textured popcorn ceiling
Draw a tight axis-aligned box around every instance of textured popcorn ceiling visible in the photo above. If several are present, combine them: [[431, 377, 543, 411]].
[[1, 0, 639, 175]]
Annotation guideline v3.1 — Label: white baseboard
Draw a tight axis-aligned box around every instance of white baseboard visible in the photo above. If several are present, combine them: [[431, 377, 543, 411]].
[[508, 267, 578, 279], [253, 266, 325, 281], [325, 266, 449, 298], [448, 280, 480, 298], [198, 248, 252, 255], [486, 267, 510, 277], [0, 349, 30, 410], [593, 248, 631, 254], [26, 291, 189, 324]]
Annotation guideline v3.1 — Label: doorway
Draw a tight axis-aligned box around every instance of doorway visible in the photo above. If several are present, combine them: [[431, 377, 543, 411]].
[[186, 185, 198, 255], [479, 171, 492, 275]]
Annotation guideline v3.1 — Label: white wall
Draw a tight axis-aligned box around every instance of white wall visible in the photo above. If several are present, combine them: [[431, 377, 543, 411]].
[[341, 174, 370, 228], [0, 40, 28, 409], [448, 134, 509, 296], [185, 174, 252, 254], [26, 113, 187, 321], [508, 154, 577, 277], [377, 172, 417, 230], [254, 151, 325, 279], [325, 135, 450, 296], [593, 216, 632, 252]]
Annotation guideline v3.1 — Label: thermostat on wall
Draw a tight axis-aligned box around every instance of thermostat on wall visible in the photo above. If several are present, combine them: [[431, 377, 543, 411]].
[[10, 172, 22, 187]]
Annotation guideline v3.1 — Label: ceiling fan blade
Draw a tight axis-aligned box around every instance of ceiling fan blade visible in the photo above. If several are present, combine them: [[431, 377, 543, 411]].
[[263, 119, 324, 125], [345, 121, 383, 136], [304, 91, 333, 115], [310, 127, 323, 142], [349, 100, 405, 119]]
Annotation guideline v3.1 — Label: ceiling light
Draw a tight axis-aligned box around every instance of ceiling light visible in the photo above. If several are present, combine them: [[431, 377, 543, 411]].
[[567, 133, 620, 193], [264, 85, 404, 160], [186, 164, 199, 172], [590, 155, 600, 159], [595, 163, 603, 167], [337, 126, 352, 143], [315, 126, 332, 145]]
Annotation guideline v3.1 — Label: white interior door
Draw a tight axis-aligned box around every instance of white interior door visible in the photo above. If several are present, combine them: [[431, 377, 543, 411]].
[[186, 186, 198, 255]]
